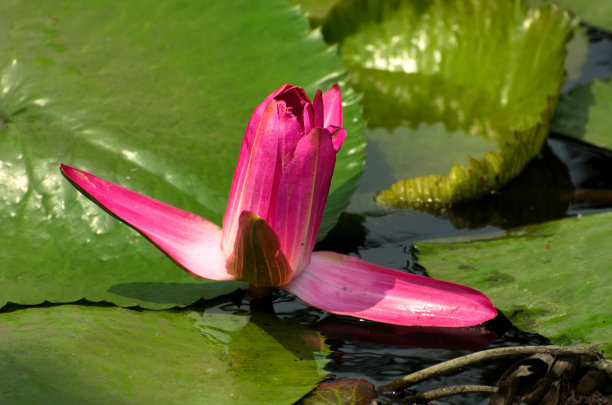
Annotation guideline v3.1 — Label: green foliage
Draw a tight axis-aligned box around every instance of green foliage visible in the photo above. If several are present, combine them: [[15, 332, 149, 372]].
[[417, 212, 612, 358], [0, 0, 365, 309], [557, 0, 612, 32], [323, 0, 573, 209], [0, 305, 329, 404]]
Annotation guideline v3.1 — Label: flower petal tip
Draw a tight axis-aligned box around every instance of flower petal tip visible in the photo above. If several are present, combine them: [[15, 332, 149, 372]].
[[61, 164, 234, 282], [286, 252, 497, 327]]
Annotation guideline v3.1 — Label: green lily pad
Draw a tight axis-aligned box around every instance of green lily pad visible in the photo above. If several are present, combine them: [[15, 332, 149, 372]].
[[551, 78, 612, 149], [557, 0, 612, 32], [0, 305, 329, 404], [362, 123, 499, 205], [416, 211, 612, 358], [324, 0, 573, 209], [0, 0, 365, 309], [564, 26, 590, 88]]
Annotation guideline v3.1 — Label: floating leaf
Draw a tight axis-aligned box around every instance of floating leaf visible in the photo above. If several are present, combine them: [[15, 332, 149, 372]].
[[363, 124, 497, 191], [0, 305, 329, 404], [325, 0, 573, 209], [416, 211, 612, 358], [551, 78, 612, 149], [557, 0, 612, 33], [0, 0, 365, 309], [563, 26, 590, 90]]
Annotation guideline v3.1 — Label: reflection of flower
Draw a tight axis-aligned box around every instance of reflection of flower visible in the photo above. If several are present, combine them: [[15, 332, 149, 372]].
[[61, 84, 496, 327]]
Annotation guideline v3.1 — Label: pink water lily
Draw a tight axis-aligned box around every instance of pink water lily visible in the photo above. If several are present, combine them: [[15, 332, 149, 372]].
[[61, 84, 496, 327]]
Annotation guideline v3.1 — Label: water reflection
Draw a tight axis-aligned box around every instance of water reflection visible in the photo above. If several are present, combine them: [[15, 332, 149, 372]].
[[445, 134, 612, 229], [441, 139, 573, 230], [339, 133, 612, 248]]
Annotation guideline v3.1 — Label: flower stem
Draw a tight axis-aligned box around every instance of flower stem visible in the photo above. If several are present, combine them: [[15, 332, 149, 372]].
[[378, 345, 602, 393], [249, 285, 273, 300]]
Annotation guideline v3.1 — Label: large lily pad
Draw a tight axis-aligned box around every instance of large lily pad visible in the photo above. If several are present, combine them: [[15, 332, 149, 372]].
[[551, 78, 612, 149], [0, 0, 365, 309], [0, 305, 329, 404], [324, 0, 573, 209], [416, 211, 612, 358]]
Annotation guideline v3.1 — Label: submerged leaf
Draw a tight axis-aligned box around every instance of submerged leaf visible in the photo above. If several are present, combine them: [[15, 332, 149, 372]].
[[0, 0, 365, 309], [327, 0, 573, 208], [0, 305, 329, 404], [416, 211, 612, 358]]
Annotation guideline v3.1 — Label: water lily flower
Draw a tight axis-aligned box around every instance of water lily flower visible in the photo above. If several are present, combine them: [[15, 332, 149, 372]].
[[61, 84, 496, 327]]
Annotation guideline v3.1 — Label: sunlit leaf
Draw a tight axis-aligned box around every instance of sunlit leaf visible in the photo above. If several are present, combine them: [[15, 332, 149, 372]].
[[0, 0, 365, 309], [416, 211, 612, 358], [324, 0, 573, 209], [0, 305, 329, 404], [551, 78, 612, 149]]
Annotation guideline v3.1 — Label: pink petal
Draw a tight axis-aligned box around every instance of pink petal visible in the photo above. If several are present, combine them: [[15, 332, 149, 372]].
[[301, 102, 315, 142], [322, 84, 342, 128], [273, 85, 313, 135], [60, 164, 234, 281], [312, 89, 324, 129], [224, 85, 296, 252], [222, 100, 297, 255], [273, 128, 336, 276], [285, 251, 497, 327], [242, 84, 294, 148], [331, 127, 346, 153], [274, 86, 311, 122]]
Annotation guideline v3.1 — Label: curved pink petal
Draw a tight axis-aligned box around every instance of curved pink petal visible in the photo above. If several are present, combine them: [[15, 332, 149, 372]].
[[301, 102, 315, 144], [224, 85, 297, 255], [273, 128, 336, 277], [322, 84, 342, 128], [222, 100, 299, 255], [242, 84, 294, 147], [285, 251, 497, 327], [331, 127, 346, 153], [312, 89, 324, 129], [274, 86, 312, 130], [60, 164, 234, 281]]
